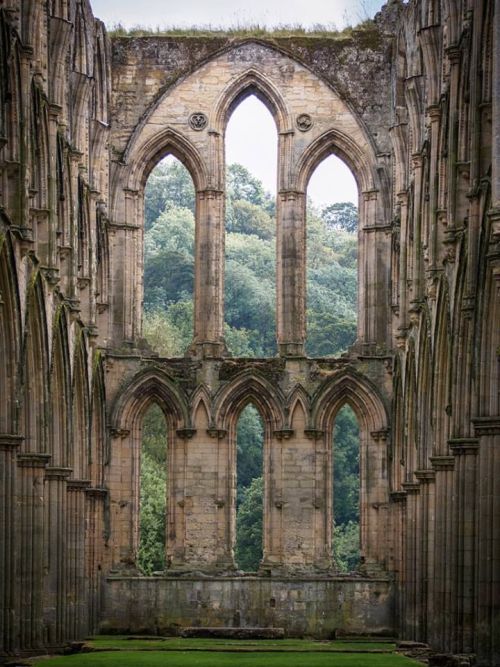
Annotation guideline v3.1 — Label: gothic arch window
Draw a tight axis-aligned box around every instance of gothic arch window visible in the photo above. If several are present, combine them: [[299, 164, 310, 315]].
[[142, 154, 196, 357], [305, 155, 358, 357], [224, 93, 277, 357], [234, 402, 264, 571]]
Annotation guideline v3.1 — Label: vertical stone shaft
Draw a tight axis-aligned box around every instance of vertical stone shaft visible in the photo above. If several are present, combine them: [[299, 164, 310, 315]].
[[474, 424, 500, 667], [429, 457, 455, 650], [193, 190, 225, 356], [402, 482, 420, 639], [450, 440, 479, 653], [43, 467, 72, 647], [16, 453, 50, 651], [0, 436, 22, 654], [276, 190, 306, 356]]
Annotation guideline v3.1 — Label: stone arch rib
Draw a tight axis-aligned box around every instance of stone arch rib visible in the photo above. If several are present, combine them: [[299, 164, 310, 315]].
[[124, 126, 209, 193], [214, 371, 286, 432], [211, 67, 292, 133], [110, 367, 189, 434], [295, 128, 376, 195], [311, 369, 388, 435]]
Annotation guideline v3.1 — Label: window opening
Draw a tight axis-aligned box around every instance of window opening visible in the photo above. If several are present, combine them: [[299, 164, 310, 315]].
[[306, 155, 358, 357], [224, 94, 277, 357], [138, 403, 168, 575], [235, 403, 264, 571], [142, 154, 195, 357], [332, 404, 360, 572]]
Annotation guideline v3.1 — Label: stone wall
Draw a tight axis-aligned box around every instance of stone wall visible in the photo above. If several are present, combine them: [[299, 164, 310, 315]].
[[102, 576, 394, 638], [0, 1, 499, 665]]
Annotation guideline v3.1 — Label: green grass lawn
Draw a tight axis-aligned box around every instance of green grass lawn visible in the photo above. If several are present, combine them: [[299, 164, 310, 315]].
[[39, 651, 420, 666], [33, 638, 420, 666]]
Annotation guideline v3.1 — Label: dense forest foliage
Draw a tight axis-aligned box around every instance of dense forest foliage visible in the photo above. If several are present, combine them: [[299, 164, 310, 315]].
[[138, 158, 360, 574]]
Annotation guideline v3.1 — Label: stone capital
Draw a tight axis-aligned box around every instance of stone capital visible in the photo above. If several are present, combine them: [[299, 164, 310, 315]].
[[0, 434, 24, 450], [17, 452, 51, 468], [448, 438, 479, 455], [472, 416, 500, 436], [429, 455, 455, 471]]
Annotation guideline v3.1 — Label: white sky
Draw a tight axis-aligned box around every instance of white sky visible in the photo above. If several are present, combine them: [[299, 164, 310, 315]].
[[91, 0, 385, 206]]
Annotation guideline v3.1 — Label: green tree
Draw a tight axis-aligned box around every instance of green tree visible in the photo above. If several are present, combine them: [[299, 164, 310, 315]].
[[144, 158, 195, 230], [321, 201, 358, 232], [333, 521, 360, 572], [235, 476, 263, 571], [138, 405, 168, 574]]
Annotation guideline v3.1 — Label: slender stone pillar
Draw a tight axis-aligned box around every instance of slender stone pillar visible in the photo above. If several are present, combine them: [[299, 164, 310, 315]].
[[66, 480, 90, 640], [473, 418, 500, 667], [401, 481, 420, 640], [0, 435, 23, 654], [276, 190, 306, 356], [449, 438, 479, 654], [16, 453, 51, 651], [429, 456, 455, 651], [389, 491, 407, 636], [85, 487, 107, 634], [414, 469, 436, 643], [192, 189, 225, 357], [43, 466, 72, 648]]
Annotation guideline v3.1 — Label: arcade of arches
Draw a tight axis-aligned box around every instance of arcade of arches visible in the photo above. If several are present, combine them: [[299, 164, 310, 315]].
[[0, 1, 499, 664]]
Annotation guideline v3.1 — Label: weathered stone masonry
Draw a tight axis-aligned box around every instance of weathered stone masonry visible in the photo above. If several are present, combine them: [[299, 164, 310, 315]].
[[0, 0, 499, 665]]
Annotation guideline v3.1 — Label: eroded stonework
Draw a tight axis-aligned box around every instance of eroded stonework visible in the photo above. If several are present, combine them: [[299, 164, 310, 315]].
[[0, 1, 499, 665]]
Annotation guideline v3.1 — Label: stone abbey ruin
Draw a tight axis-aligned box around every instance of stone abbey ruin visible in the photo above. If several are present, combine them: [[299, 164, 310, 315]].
[[0, 0, 499, 664]]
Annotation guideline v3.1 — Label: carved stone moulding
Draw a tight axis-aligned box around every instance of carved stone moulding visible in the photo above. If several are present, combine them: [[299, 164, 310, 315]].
[[189, 112, 208, 131], [296, 113, 313, 131]]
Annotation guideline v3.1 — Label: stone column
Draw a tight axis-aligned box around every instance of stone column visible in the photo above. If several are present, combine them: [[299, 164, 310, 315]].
[[359, 190, 391, 348], [85, 487, 107, 634], [362, 429, 390, 572], [401, 481, 421, 640], [43, 466, 72, 648], [429, 456, 455, 651], [389, 491, 407, 636], [449, 438, 479, 654], [276, 190, 306, 356], [0, 434, 23, 654], [473, 418, 500, 667], [414, 469, 436, 643], [16, 453, 51, 651], [192, 189, 225, 357], [66, 480, 90, 640]]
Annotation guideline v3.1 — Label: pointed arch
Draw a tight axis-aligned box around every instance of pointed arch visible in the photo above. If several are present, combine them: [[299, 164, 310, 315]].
[[211, 67, 292, 134], [296, 128, 377, 196], [189, 383, 213, 427], [403, 338, 418, 478], [0, 232, 22, 434], [50, 305, 72, 466], [21, 268, 50, 454], [110, 367, 188, 435], [214, 371, 286, 431], [432, 278, 452, 455], [311, 369, 388, 435], [416, 312, 433, 467], [287, 384, 311, 429], [89, 351, 107, 484], [123, 126, 209, 194], [391, 353, 405, 490], [72, 327, 90, 479]]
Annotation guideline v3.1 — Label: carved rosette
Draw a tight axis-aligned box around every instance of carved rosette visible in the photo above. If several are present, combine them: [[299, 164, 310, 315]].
[[296, 113, 313, 132], [189, 112, 208, 131]]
